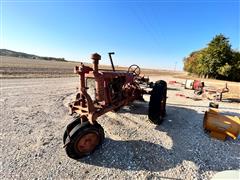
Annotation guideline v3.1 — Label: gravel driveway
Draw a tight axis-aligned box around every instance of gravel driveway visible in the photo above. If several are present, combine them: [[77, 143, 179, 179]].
[[1, 76, 239, 179]]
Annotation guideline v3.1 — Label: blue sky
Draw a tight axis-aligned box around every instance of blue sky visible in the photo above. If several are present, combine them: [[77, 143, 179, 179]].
[[1, 0, 239, 70]]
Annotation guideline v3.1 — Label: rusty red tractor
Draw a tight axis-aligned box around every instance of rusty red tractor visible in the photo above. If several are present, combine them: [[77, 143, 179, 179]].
[[63, 52, 167, 159]]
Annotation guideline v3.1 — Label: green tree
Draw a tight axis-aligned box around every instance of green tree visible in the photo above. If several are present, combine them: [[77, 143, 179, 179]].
[[228, 51, 240, 81], [183, 51, 199, 73], [183, 34, 239, 81], [206, 34, 233, 78]]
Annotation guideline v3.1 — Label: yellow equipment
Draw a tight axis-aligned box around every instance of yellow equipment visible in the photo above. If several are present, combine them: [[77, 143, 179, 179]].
[[203, 108, 240, 140]]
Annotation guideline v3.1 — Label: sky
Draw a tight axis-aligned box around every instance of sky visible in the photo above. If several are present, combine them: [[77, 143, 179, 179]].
[[1, 0, 239, 70]]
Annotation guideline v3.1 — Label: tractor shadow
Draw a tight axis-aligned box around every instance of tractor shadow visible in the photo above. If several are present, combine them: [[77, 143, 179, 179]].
[[80, 102, 240, 173], [223, 98, 240, 103]]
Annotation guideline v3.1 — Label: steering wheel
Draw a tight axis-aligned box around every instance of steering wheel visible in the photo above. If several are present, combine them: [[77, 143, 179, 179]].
[[127, 64, 141, 76]]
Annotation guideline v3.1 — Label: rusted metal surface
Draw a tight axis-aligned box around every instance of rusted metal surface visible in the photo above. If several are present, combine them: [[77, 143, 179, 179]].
[[75, 132, 100, 153], [64, 53, 168, 159], [184, 79, 230, 101], [204, 83, 229, 101], [69, 52, 152, 124]]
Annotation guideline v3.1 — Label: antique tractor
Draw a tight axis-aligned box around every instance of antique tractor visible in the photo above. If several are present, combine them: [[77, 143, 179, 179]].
[[63, 52, 167, 159]]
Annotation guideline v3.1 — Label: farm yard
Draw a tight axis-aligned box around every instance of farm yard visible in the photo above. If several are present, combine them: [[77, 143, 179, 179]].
[[1, 57, 239, 179], [1, 0, 239, 178]]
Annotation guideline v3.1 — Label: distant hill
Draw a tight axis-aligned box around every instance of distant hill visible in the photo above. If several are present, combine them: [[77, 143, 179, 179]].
[[0, 49, 66, 61]]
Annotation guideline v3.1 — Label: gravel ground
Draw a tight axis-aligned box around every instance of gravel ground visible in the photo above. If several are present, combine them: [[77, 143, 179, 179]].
[[1, 76, 239, 180]]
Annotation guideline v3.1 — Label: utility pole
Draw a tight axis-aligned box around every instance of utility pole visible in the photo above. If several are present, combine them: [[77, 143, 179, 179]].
[[174, 62, 177, 72]]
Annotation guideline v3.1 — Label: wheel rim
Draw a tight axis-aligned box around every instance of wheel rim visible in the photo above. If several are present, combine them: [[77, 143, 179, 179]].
[[75, 132, 100, 154]]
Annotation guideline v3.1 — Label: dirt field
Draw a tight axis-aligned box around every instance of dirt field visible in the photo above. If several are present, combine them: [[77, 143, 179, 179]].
[[0, 56, 183, 78], [1, 74, 239, 179]]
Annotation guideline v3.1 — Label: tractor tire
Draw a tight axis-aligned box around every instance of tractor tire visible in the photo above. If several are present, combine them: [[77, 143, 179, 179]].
[[112, 107, 121, 112], [64, 120, 105, 160], [63, 116, 81, 144], [209, 102, 219, 108], [148, 80, 167, 125]]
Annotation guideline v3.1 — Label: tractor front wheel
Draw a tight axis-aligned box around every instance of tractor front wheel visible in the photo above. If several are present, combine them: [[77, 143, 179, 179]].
[[148, 80, 167, 125], [63, 116, 81, 144], [64, 119, 105, 159]]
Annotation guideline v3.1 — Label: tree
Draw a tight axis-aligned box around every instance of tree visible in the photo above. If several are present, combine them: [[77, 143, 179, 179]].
[[228, 51, 240, 81], [183, 51, 200, 73], [183, 34, 240, 81], [206, 34, 233, 78]]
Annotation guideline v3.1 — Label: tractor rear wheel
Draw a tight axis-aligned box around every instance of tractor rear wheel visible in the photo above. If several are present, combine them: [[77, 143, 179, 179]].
[[64, 119, 105, 159], [148, 80, 167, 125]]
